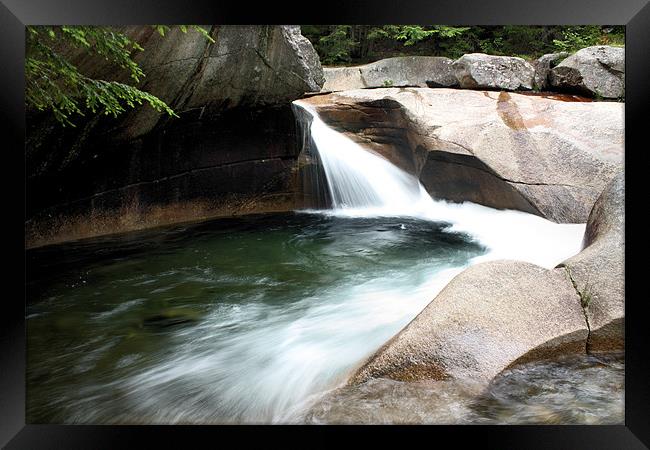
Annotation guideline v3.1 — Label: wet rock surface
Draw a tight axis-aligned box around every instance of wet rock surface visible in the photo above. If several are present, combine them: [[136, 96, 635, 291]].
[[26, 106, 301, 248], [27, 26, 324, 248], [308, 352, 623, 424]]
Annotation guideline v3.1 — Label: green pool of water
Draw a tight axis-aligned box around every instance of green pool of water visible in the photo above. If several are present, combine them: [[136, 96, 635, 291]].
[[26, 212, 485, 423]]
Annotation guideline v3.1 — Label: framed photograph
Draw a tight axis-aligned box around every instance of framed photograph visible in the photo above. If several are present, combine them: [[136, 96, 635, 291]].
[[2, 0, 647, 447]]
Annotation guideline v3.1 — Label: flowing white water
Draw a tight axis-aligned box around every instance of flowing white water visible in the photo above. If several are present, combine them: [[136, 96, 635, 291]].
[[294, 100, 585, 269]]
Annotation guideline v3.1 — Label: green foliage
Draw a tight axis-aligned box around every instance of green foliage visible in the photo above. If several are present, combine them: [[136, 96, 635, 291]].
[[371, 26, 434, 46], [479, 35, 504, 55], [494, 26, 552, 58], [303, 25, 471, 65], [437, 27, 480, 59], [369, 25, 469, 46], [601, 26, 625, 47], [564, 265, 594, 309], [26, 25, 212, 126], [316, 26, 357, 64], [552, 26, 602, 53], [302, 25, 625, 65], [577, 274, 594, 309], [382, 79, 393, 87], [154, 24, 215, 43]]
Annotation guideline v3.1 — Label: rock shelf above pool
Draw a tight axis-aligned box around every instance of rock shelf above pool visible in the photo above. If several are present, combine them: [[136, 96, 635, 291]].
[[300, 88, 623, 224]]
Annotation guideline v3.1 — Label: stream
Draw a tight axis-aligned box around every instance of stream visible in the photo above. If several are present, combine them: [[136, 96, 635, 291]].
[[24, 101, 622, 424]]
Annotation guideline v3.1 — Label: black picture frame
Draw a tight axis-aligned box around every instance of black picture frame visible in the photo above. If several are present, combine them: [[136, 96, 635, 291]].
[[2, 0, 647, 447]]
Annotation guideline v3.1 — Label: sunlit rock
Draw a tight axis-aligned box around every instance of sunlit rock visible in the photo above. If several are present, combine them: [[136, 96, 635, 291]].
[[550, 46, 624, 99], [349, 260, 589, 386], [452, 53, 535, 91], [322, 56, 457, 92]]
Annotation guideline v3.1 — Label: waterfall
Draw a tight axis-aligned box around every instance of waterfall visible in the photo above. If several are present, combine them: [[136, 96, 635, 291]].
[[294, 102, 427, 211], [293, 101, 438, 216], [292, 100, 586, 270]]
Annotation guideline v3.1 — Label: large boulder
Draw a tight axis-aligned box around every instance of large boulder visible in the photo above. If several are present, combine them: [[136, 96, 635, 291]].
[[549, 46, 624, 99], [322, 56, 457, 92], [349, 260, 589, 386], [452, 54, 535, 91], [300, 88, 623, 223], [61, 25, 325, 140], [557, 171, 624, 352], [532, 52, 569, 90], [360, 56, 458, 89]]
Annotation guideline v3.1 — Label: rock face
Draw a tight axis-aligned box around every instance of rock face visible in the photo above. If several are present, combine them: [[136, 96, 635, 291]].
[[26, 26, 324, 248], [549, 46, 625, 99], [61, 25, 324, 140], [322, 56, 457, 92], [300, 88, 623, 223], [532, 52, 569, 90], [350, 260, 589, 385], [452, 54, 535, 91], [558, 171, 624, 352], [26, 107, 302, 248]]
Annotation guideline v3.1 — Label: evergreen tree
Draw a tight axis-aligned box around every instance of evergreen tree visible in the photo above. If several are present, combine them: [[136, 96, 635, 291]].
[[25, 25, 213, 126]]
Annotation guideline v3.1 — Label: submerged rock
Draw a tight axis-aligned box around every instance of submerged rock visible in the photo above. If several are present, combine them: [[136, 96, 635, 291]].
[[142, 308, 201, 329], [549, 46, 625, 99], [301, 88, 623, 223], [322, 56, 457, 92], [309, 353, 623, 424], [451, 53, 535, 91]]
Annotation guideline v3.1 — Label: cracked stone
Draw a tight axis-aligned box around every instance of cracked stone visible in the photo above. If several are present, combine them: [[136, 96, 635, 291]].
[[556, 171, 624, 353]]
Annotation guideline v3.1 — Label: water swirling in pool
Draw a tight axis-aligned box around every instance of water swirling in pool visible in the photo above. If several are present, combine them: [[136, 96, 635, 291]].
[[27, 213, 486, 423]]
